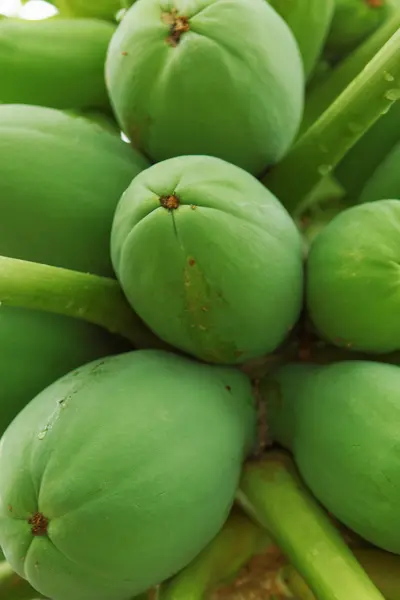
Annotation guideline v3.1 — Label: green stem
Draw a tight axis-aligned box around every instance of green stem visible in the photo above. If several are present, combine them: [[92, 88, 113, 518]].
[[158, 509, 271, 600], [0, 562, 45, 599], [237, 451, 385, 600], [262, 28, 400, 214], [302, 9, 400, 132], [282, 549, 400, 600], [0, 255, 170, 351]]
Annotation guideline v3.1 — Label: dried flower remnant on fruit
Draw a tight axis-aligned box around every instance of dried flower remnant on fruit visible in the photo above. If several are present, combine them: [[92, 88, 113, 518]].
[[160, 194, 180, 210], [162, 9, 190, 47], [29, 512, 49, 537]]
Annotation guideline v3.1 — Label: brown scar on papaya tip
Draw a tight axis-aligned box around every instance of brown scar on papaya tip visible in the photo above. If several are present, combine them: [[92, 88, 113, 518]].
[[28, 512, 49, 537], [162, 9, 190, 47], [160, 194, 180, 210]]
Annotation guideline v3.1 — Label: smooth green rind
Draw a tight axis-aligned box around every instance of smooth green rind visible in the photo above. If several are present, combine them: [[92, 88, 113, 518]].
[[0, 350, 257, 600], [111, 155, 304, 364], [0, 18, 115, 111], [266, 0, 335, 78], [325, 0, 391, 61], [238, 451, 385, 600], [359, 142, 400, 203], [105, 0, 304, 176], [307, 199, 400, 353], [335, 102, 400, 200], [0, 104, 148, 276], [267, 361, 400, 554], [53, 0, 124, 20]]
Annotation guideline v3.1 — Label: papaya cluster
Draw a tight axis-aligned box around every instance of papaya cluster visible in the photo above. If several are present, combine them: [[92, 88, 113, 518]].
[[0, 1, 399, 600]]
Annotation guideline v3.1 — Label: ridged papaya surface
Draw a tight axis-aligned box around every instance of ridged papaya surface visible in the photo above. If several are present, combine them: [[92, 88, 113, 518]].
[[267, 360, 400, 553], [0, 104, 147, 435], [111, 155, 304, 365], [335, 101, 400, 200], [267, 0, 335, 78], [0, 18, 115, 110], [0, 350, 257, 600], [325, 0, 391, 61], [306, 199, 400, 353], [359, 142, 400, 203], [105, 0, 304, 176]]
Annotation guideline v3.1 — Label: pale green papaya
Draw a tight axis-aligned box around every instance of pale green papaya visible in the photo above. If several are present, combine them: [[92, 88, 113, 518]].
[[111, 155, 304, 365], [0, 104, 147, 435], [359, 142, 400, 203], [306, 199, 400, 353], [325, 0, 392, 62], [0, 350, 257, 600], [266, 0, 335, 78], [0, 18, 115, 111], [105, 0, 304, 176], [267, 360, 400, 553], [335, 102, 400, 201]]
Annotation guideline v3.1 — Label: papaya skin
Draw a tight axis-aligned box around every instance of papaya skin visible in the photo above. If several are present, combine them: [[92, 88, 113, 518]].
[[267, 360, 400, 554], [53, 0, 124, 20], [0, 350, 257, 600], [111, 155, 304, 365], [266, 0, 335, 79], [359, 142, 400, 203], [306, 199, 400, 353], [105, 0, 304, 176], [0, 104, 147, 434], [0, 18, 115, 111]]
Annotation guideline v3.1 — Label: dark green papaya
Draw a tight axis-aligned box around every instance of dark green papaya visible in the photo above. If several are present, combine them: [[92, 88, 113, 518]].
[[267, 360, 400, 553], [325, 0, 391, 62], [105, 0, 304, 176], [266, 0, 335, 78], [0, 350, 257, 600], [306, 199, 400, 353], [0, 104, 147, 435], [111, 155, 304, 365], [0, 18, 115, 111], [335, 102, 400, 201], [359, 142, 400, 203]]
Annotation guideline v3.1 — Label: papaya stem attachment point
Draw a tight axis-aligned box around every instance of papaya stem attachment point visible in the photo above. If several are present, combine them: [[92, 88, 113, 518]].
[[0, 255, 171, 351], [163, 10, 190, 47], [237, 451, 386, 600], [262, 26, 400, 214], [160, 194, 180, 210]]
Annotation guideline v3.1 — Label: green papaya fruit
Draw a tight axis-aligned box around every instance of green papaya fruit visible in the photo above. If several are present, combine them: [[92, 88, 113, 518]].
[[0, 104, 147, 434], [325, 0, 391, 62], [359, 142, 400, 203], [111, 155, 304, 365], [306, 199, 400, 353], [0, 17, 115, 111], [267, 360, 400, 553], [53, 0, 125, 20], [105, 0, 304, 176], [266, 0, 335, 78], [335, 102, 400, 201], [0, 349, 257, 600]]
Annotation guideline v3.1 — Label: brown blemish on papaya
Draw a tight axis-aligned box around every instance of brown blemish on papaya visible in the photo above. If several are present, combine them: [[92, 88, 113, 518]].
[[190, 205, 197, 210], [188, 258, 196, 266], [121, 51, 128, 56], [160, 194, 180, 210], [7, 505, 12, 512], [28, 512, 49, 537], [225, 385, 231, 392], [162, 9, 190, 47]]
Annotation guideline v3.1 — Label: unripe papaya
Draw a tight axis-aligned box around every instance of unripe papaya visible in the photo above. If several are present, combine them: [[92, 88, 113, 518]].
[[111, 155, 304, 365], [335, 102, 400, 201], [105, 0, 304, 176], [325, 0, 391, 62], [267, 360, 400, 553], [0, 350, 257, 600], [0, 104, 147, 434], [0, 18, 115, 111], [306, 199, 400, 353], [53, 0, 125, 20], [266, 0, 335, 78], [359, 142, 400, 203]]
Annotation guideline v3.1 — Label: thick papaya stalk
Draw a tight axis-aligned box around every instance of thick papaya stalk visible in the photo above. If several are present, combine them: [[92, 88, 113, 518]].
[[0, 256, 169, 351], [237, 451, 385, 600], [159, 510, 271, 600], [262, 27, 400, 214]]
